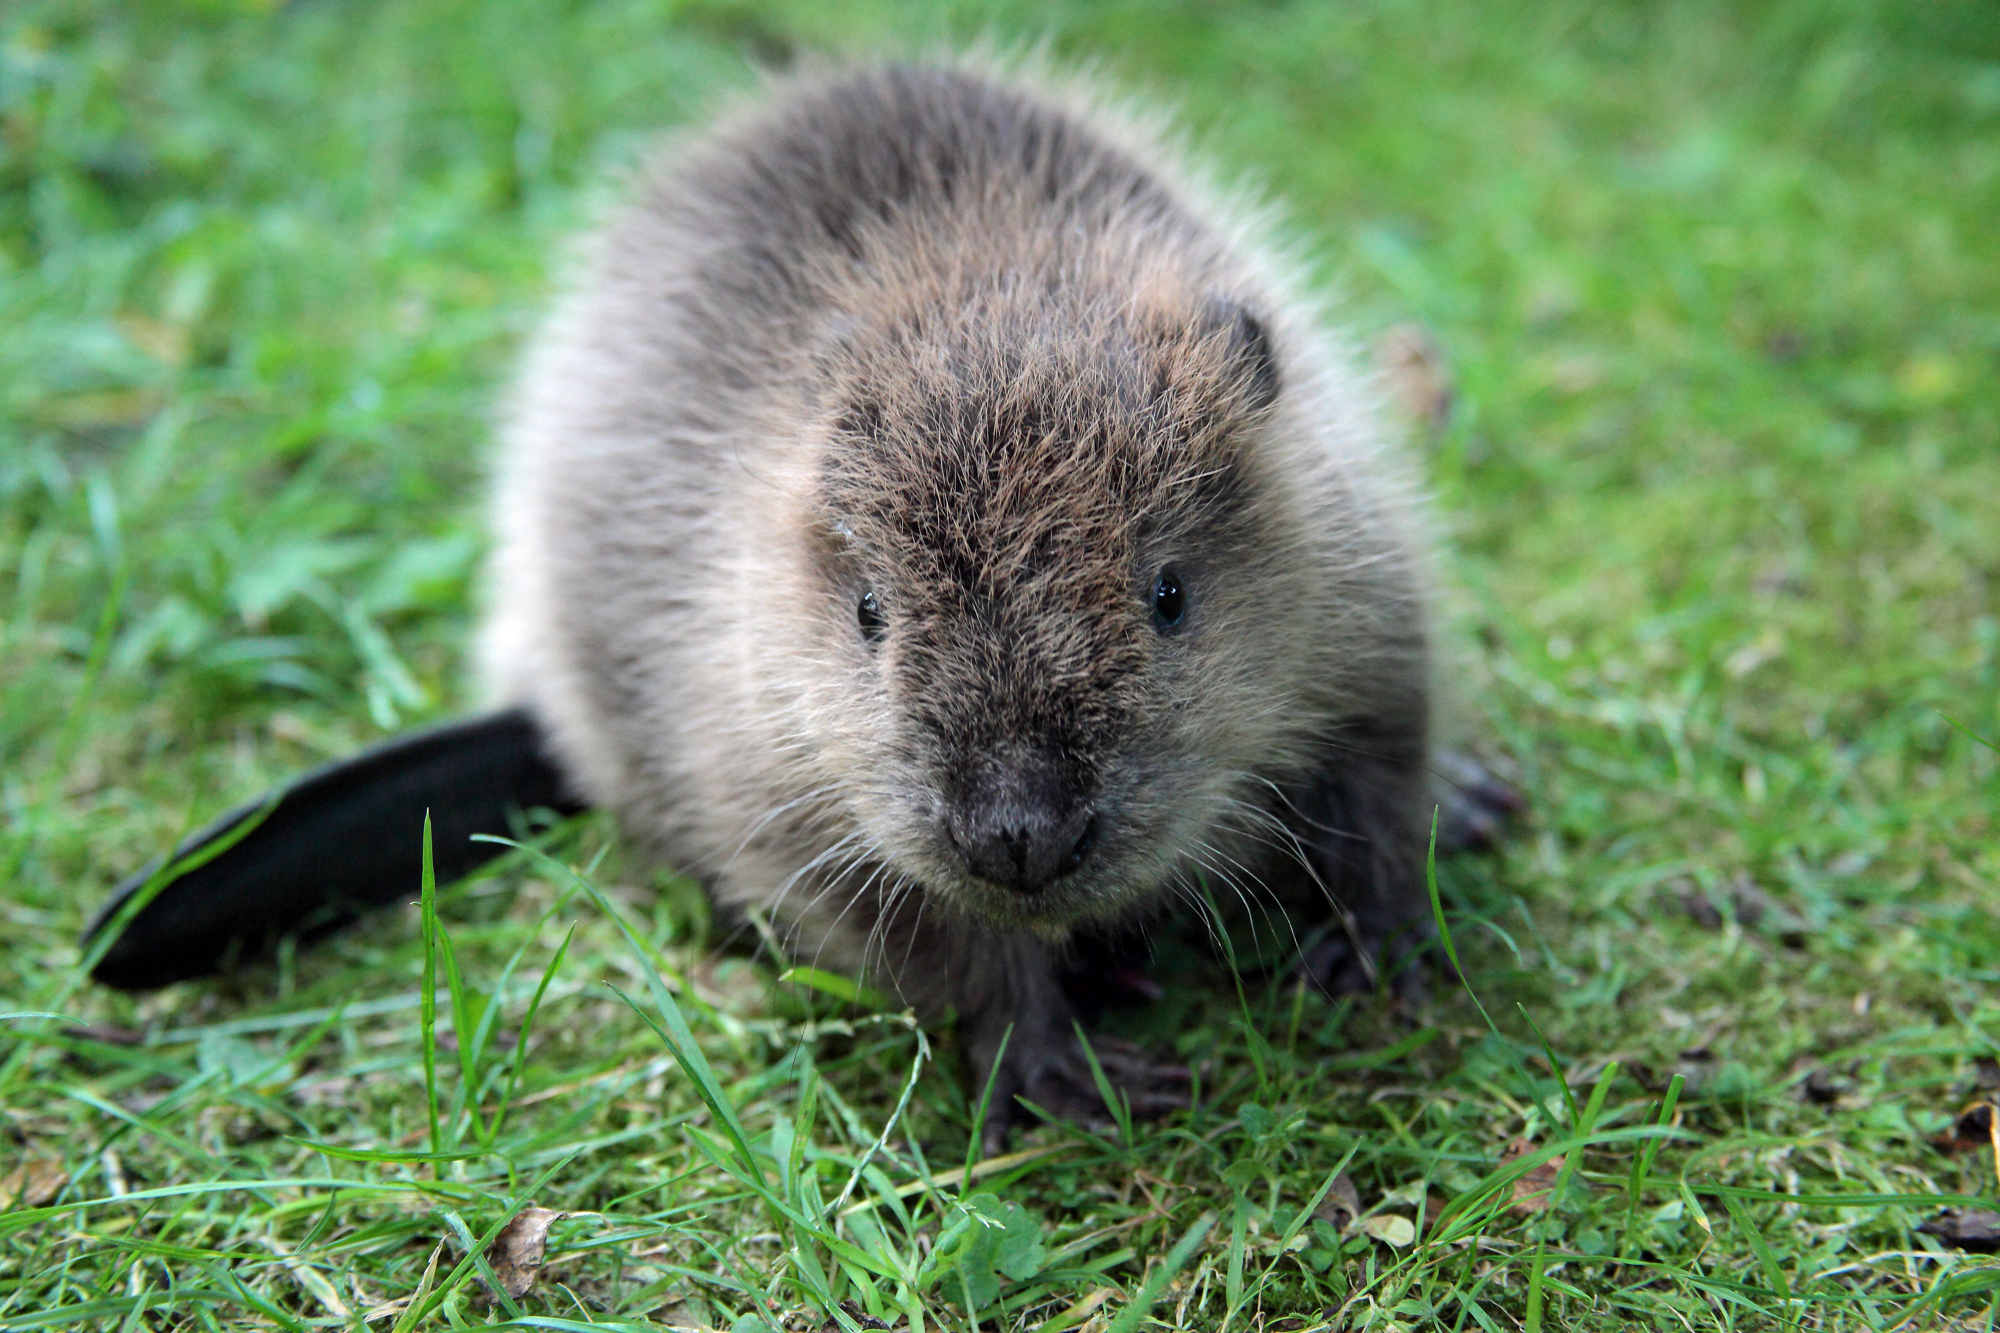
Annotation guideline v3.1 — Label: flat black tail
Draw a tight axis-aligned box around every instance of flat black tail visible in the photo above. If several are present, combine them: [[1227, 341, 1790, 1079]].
[[85, 707, 586, 991]]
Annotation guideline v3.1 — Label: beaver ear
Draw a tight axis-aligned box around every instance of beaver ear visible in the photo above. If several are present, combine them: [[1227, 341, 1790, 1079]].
[[84, 708, 586, 991], [1202, 296, 1281, 413]]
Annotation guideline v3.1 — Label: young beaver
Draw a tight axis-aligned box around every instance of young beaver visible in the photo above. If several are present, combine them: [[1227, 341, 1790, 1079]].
[[89, 61, 1516, 1142], [488, 60, 1465, 1135]]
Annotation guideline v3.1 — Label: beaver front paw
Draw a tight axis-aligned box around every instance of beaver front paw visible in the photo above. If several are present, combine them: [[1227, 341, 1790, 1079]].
[[978, 1030, 1190, 1154], [1430, 749, 1526, 853]]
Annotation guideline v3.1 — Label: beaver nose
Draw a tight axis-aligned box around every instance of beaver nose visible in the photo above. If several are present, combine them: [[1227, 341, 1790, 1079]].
[[948, 770, 1097, 893]]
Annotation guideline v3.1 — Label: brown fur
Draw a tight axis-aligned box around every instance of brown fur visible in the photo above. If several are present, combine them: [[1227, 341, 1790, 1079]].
[[483, 61, 1439, 1130]]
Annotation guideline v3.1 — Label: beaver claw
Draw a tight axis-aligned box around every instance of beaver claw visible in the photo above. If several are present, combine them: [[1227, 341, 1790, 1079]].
[[1298, 751, 1524, 1000], [979, 1032, 1190, 1154], [1430, 750, 1526, 854]]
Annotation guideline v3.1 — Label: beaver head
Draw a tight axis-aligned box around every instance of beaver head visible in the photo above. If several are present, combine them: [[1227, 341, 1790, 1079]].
[[789, 279, 1329, 934]]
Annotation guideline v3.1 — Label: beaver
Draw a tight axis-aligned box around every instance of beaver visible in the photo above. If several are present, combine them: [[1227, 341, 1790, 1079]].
[[88, 61, 1518, 1142]]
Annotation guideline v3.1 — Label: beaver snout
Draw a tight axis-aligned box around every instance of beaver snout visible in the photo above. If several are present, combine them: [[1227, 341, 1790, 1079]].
[[946, 765, 1098, 893]]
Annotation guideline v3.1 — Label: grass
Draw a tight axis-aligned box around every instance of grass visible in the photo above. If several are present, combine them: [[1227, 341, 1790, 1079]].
[[3, 0, 1998, 1327]]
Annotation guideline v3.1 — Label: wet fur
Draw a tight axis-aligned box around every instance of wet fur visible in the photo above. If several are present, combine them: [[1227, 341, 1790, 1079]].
[[484, 62, 1436, 1124]]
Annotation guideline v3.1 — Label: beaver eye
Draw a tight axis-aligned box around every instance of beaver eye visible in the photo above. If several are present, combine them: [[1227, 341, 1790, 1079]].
[[857, 589, 886, 644], [1151, 567, 1187, 633]]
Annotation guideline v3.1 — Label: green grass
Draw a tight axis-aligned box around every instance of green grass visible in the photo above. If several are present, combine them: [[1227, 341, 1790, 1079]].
[[4, 0, 1998, 1328]]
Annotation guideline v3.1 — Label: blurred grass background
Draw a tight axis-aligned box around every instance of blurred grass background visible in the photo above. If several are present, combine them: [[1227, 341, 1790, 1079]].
[[2, 1, 1998, 1328]]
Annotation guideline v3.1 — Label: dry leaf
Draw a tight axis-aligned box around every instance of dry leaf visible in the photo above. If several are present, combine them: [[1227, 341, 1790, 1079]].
[[117, 312, 191, 366], [1044, 1288, 1113, 1329], [0, 1155, 68, 1209], [1359, 1213, 1415, 1247], [64, 1024, 145, 1046], [1313, 1172, 1362, 1231], [485, 1205, 567, 1298], [1936, 1103, 1995, 1151], [1932, 1103, 2000, 1185], [1500, 1139, 1563, 1215], [35, 387, 164, 429], [653, 1300, 717, 1331], [1919, 1209, 2000, 1253], [1376, 322, 1454, 432]]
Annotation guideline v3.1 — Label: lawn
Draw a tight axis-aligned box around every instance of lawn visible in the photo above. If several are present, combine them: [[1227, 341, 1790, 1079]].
[[3, 0, 1998, 1328]]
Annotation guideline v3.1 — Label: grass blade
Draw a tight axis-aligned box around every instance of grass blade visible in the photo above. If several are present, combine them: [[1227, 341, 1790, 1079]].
[[1071, 1021, 1135, 1146], [1104, 1211, 1216, 1333], [964, 1022, 1012, 1183], [1424, 810, 1545, 1114], [1622, 1072, 1686, 1258], [1516, 1002, 1583, 1132], [419, 813, 442, 1157], [491, 921, 576, 1139], [1722, 1191, 1794, 1318], [1548, 1060, 1617, 1206]]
